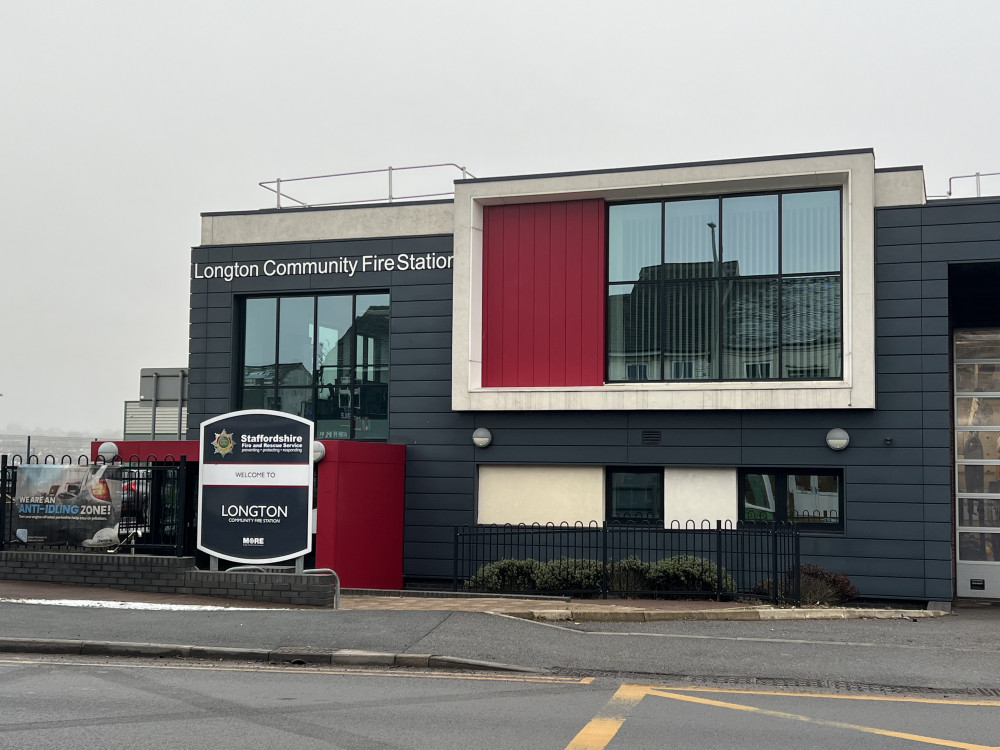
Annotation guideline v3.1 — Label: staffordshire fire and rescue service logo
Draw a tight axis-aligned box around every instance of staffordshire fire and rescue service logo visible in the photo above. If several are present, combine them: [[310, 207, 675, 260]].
[[212, 429, 235, 457]]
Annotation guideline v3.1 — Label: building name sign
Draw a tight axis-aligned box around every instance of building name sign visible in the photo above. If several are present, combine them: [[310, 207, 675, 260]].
[[193, 252, 453, 283]]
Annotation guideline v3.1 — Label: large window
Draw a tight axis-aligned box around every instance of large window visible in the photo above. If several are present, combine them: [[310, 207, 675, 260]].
[[241, 293, 389, 440], [607, 468, 663, 522], [607, 190, 842, 382], [740, 469, 843, 530]]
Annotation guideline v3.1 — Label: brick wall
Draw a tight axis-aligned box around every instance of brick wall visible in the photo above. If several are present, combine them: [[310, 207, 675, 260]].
[[0, 551, 337, 607]]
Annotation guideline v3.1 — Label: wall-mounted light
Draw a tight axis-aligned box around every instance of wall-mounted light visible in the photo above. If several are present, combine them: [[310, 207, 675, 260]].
[[312, 440, 326, 463], [472, 427, 493, 448], [825, 428, 850, 451], [97, 441, 119, 461]]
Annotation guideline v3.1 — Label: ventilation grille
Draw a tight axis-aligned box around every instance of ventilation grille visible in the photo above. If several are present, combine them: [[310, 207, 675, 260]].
[[640, 430, 662, 446]]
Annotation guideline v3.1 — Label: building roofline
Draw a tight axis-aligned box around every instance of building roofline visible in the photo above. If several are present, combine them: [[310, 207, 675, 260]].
[[201, 198, 454, 219], [455, 148, 877, 186]]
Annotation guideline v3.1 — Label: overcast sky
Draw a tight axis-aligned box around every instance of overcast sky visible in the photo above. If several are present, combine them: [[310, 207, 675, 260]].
[[2, 1, 999, 437]]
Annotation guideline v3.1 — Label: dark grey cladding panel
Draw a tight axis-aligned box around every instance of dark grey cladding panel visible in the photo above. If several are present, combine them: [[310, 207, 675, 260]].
[[390, 332, 453, 351], [877, 226, 921, 246], [876, 244, 921, 264], [627, 411, 741, 429], [480, 446, 630, 464], [391, 380, 451, 397], [193, 246, 234, 263], [876, 262, 921, 282], [846, 484, 925, 503], [310, 239, 394, 258], [405, 476, 474, 495], [190, 308, 206, 324], [391, 283, 453, 302], [406, 509, 475, 527], [878, 373, 924, 393], [389, 364, 452, 381], [392, 348, 452, 366], [877, 336, 922, 356], [230, 242, 318, 261], [802, 536, 923, 558], [484, 411, 629, 430], [389, 268, 454, 286], [481, 427, 627, 446], [390, 397, 454, 414], [203, 368, 230, 384], [922, 317, 949, 336], [390, 316, 452, 334], [875, 391, 922, 410], [921, 298, 948, 318], [923, 222, 1000, 244], [395, 426, 474, 446], [189, 338, 208, 354], [921, 335, 949, 355], [393, 299, 452, 317], [407, 493, 478, 511], [405, 444, 476, 463], [876, 280, 921, 300], [391, 412, 475, 430], [878, 299, 922, 318], [628, 446, 742, 464], [921, 279, 948, 298], [876, 355, 926, 374], [390, 235, 453, 253], [740, 446, 860, 466], [922, 261, 948, 280], [877, 317, 922, 337], [405, 525, 469, 545], [924, 240, 1000, 262], [876, 207, 922, 228], [403, 542, 456, 561], [649, 429, 741, 447], [848, 502, 923, 522], [922, 201, 1000, 225], [406, 460, 475, 479]]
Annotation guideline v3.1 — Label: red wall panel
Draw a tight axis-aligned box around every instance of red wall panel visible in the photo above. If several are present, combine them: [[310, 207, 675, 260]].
[[482, 199, 606, 387]]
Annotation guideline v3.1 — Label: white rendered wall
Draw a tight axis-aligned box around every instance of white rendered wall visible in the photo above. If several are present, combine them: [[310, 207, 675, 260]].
[[477, 465, 604, 525], [664, 467, 738, 526]]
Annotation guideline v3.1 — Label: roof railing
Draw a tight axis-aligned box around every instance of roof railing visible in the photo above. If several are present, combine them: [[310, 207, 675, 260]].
[[928, 171, 1000, 199], [259, 163, 476, 209]]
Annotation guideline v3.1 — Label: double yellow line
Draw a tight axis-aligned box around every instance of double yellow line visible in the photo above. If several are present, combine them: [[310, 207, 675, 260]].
[[566, 684, 1000, 750]]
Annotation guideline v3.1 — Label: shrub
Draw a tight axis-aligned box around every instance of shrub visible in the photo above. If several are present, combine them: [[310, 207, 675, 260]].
[[799, 564, 859, 603], [535, 557, 603, 595], [752, 564, 859, 605], [464, 558, 542, 593], [648, 555, 737, 594], [606, 556, 649, 596]]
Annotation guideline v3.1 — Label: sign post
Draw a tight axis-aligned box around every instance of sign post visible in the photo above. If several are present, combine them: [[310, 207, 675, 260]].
[[198, 410, 314, 565]]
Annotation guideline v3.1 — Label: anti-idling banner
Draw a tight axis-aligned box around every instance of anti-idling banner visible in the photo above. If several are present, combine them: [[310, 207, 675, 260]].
[[198, 410, 314, 564], [13, 464, 119, 546]]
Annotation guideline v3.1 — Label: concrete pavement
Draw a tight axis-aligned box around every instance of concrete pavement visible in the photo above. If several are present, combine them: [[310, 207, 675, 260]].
[[0, 579, 951, 673]]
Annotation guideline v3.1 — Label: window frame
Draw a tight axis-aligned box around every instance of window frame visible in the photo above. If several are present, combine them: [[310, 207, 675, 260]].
[[605, 467, 665, 523], [237, 291, 390, 442], [738, 468, 844, 531], [605, 188, 844, 385]]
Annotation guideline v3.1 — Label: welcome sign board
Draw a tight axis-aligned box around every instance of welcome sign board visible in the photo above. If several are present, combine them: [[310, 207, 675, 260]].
[[198, 410, 314, 564]]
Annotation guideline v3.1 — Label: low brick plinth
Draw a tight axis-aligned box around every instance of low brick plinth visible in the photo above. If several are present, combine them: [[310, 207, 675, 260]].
[[0, 551, 337, 606]]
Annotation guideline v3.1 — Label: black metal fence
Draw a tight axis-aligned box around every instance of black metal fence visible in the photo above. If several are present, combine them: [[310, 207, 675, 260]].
[[454, 521, 801, 604], [0, 455, 196, 556]]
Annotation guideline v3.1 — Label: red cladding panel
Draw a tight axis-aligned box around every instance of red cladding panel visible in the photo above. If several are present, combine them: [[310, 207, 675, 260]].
[[482, 200, 606, 387], [314, 440, 405, 589]]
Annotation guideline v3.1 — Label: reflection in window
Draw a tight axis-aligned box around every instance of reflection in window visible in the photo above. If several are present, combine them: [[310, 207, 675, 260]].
[[607, 189, 842, 382], [740, 469, 843, 529], [239, 293, 389, 441], [607, 468, 663, 522]]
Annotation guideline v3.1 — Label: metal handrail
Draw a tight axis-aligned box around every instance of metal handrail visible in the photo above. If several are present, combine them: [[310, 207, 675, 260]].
[[929, 171, 1000, 199], [259, 163, 476, 209]]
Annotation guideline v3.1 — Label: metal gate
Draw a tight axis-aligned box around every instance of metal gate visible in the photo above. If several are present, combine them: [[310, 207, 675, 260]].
[[0, 456, 196, 556]]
